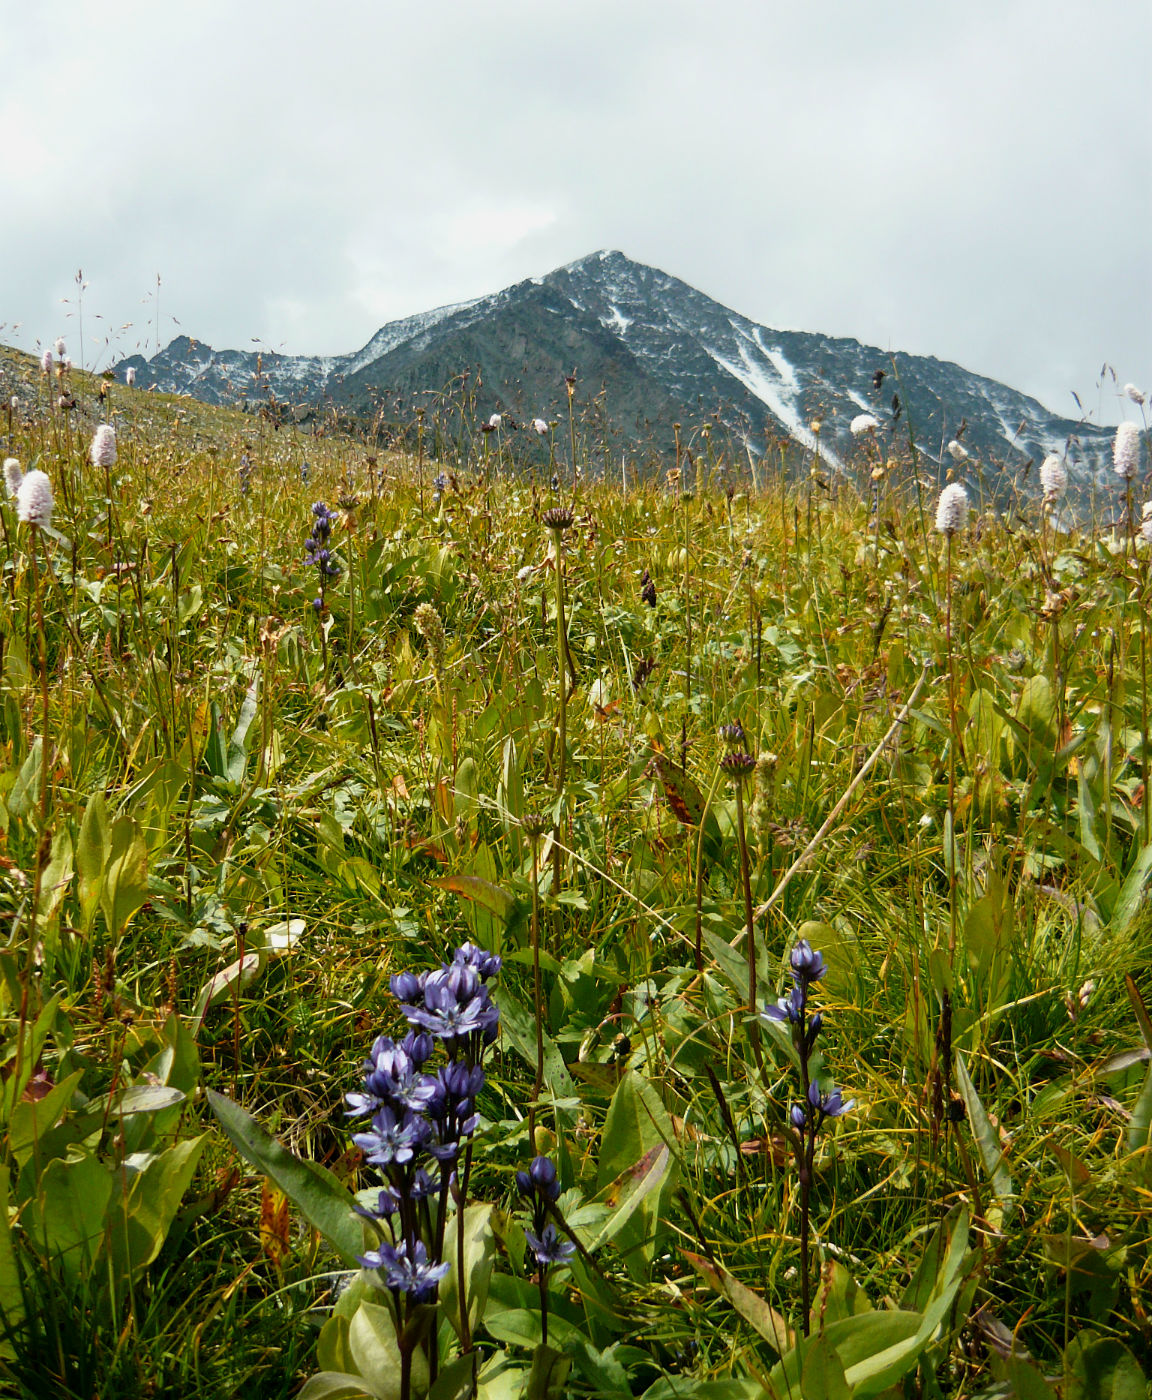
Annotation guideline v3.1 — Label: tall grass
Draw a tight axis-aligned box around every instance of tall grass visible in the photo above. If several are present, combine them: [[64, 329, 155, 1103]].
[[0, 342, 1148, 1398]]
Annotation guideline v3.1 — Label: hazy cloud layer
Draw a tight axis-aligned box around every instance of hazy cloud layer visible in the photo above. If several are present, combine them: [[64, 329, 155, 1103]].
[[2, 0, 1148, 422]]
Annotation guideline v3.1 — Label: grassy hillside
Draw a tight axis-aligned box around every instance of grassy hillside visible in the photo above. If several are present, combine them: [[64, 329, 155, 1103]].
[[0, 344, 1148, 1398]]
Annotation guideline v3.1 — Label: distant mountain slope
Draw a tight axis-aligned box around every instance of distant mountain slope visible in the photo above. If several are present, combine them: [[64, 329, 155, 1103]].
[[117, 250, 1114, 486]]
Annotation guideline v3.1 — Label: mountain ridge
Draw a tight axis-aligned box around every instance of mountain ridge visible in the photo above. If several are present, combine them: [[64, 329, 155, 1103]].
[[117, 249, 1115, 486]]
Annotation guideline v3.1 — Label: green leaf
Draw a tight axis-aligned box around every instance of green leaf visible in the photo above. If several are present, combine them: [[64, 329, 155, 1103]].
[[484, 1309, 583, 1351], [76, 790, 110, 932], [7, 739, 41, 820], [347, 1299, 412, 1400], [441, 1204, 495, 1342], [21, 1149, 113, 1283], [0, 1166, 23, 1331], [227, 679, 260, 785], [107, 1133, 207, 1278], [1126, 1062, 1151, 1156], [1064, 1334, 1149, 1400], [801, 1333, 851, 1400], [298, 1373, 382, 1400], [684, 1249, 793, 1353], [435, 875, 521, 928], [588, 1142, 671, 1253], [206, 1090, 363, 1266], [101, 815, 151, 936], [1112, 845, 1152, 935], [194, 951, 265, 1026], [955, 1053, 1015, 1202], [8, 1069, 85, 1169], [1004, 1355, 1059, 1400], [596, 1070, 677, 1281], [525, 1343, 571, 1400]]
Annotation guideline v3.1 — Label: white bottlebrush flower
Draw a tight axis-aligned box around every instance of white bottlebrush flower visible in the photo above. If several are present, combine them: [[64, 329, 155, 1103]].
[[3, 459, 22, 497], [1113, 421, 1141, 479], [90, 424, 117, 467], [125, 366, 137, 387], [1040, 455, 1068, 502], [16, 469, 53, 527], [54, 338, 66, 359], [488, 413, 503, 429], [946, 440, 969, 462], [40, 350, 53, 374], [850, 413, 879, 436], [1141, 499, 1152, 546], [1124, 383, 1146, 405], [934, 482, 968, 535], [531, 418, 549, 435]]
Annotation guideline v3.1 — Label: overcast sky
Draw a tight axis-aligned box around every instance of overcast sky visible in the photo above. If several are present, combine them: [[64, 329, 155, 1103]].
[[2, 0, 1149, 424]]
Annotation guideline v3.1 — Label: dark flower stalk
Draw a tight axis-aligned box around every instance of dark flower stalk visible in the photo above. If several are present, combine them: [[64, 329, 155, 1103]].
[[720, 728, 760, 1066], [305, 501, 340, 677], [762, 939, 852, 1337]]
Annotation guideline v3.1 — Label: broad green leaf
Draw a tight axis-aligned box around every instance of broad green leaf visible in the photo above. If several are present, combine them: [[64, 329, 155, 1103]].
[[525, 1343, 571, 1400], [955, 1053, 1015, 1201], [22, 1149, 113, 1283], [194, 951, 264, 1026], [7, 739, 41, 820], [8, 1069, 85, 1169], [435, 875, 520, 927], [801, 1333, 851, 1400], [1112, 845, 1152, 935], [684, 1249, 793, 1353], [1064, 1334, 1149, 1400], [107, 1133, 206, 1277], [227, 678, 260, 785], [587, 1142, 670, 1252], [0, 1167, 23, 1331], [484, 1309, 583, 1351], [298, 1373, 382, 1400], [1126, 1062, 1151, 1155], [596, 1070, 677, 1281], [1004, 1356, 1060, 1400], [206, 1090, 363, 1266], [0, 993, 62, 1117], [441, 1204, 495, 1342], [101, 815, 150, 935], [347, 1299, 413, 1400], [76, 800, 111, 907]]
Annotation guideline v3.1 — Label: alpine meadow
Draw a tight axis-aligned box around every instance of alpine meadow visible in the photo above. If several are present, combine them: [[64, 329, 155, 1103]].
[[0, 333, 1148, 1400]]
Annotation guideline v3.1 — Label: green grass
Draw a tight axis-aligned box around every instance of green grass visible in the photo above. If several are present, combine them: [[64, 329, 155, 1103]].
[[0, 344, 1148, 1398]]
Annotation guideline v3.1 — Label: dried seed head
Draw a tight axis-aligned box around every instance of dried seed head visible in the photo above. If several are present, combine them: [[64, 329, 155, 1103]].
[[1124, 383, 1146, 405], [542, 506, 573, 533], [720, 751, 756, 786], [946, 440, 969, 462]]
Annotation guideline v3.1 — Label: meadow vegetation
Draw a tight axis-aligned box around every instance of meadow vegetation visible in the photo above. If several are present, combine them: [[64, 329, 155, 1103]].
[[0, 345, 1147, 1399]]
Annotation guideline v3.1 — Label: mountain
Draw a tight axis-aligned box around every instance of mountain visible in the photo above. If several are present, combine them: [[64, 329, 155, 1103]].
[[116, 250, 1114, 486]]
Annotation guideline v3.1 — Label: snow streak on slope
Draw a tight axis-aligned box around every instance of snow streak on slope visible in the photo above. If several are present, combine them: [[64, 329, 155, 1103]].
[[702, 327, 844, 470]]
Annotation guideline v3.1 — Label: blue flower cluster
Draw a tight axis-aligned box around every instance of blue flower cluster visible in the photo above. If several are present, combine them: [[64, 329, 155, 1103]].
[[762, 939, 852, 1146], [516, 1156, 575, 1269], [347, 943, 501, 1306], [305, 502, 340, 579]]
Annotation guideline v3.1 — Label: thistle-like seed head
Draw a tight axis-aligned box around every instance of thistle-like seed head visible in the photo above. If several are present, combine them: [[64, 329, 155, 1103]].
[[542, 506, 573, 533]]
